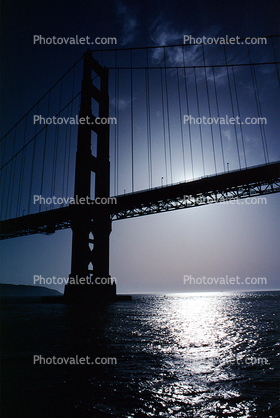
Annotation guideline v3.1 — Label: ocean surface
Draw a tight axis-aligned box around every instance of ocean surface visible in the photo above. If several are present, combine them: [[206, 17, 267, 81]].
[[1, 292, 279, 417]]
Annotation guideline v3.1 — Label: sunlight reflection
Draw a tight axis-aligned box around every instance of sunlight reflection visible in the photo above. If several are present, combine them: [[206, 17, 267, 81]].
[[154, 293, 241, 373]]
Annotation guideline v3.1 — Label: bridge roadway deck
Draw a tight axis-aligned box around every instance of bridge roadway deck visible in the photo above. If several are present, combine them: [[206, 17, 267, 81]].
[[1, 161, 279, 239]]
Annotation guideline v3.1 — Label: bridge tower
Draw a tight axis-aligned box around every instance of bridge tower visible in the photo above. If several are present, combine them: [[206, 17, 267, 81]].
[[64, 50, 116, 302]]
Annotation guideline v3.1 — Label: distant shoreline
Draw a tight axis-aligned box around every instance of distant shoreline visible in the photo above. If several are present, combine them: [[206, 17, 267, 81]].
[[0, 283, 62, 298]]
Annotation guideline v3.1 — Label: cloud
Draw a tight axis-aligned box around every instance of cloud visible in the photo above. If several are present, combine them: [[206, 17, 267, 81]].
[[149, 18, 184, 64], [110, 97, 132, 111], [221, 127, 235, 143], [196, 66, 229, 87], [149, 18, 202, 68], [116, 2, 138, 46], [148, 19, 240, 90], [150, 17, 184, 46]]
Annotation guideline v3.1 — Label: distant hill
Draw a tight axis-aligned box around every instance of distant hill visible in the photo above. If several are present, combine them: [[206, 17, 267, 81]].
[[0, 283, 62, 297]]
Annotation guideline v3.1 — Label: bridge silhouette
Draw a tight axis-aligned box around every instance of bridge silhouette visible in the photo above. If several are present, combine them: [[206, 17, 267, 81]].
[[1, 37, 280, 302]]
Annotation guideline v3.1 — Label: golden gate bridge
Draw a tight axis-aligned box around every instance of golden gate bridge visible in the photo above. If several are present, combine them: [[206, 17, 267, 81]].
[[1, 37, 279, 302]]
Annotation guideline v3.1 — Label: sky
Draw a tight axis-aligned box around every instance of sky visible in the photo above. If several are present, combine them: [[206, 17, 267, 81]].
[[0, 0, 280, 294]]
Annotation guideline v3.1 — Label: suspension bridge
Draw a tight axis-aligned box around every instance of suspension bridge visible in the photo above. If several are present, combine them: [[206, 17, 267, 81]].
[[1, 37, 280, 302]]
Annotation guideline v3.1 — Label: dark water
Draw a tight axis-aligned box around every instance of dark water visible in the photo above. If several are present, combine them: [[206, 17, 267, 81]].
[[1, 292, 279, 417]]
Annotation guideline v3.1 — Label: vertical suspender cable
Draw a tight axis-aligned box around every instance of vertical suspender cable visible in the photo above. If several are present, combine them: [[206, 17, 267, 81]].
[[164, 47, 173, 184], [231, 66, 247, 168], [51, 79, 63, 208], [9, 126, 18, 218], [247, 44, 269, 164], [114, 50, 117, 196], [223, 44, 241, 169], [252, 65, 269, 163], [224, 45, 241, 170], [160, 67, 168, 184], [62, 96, 70, 205], [116, 67, 119, 195], [17, 116, 28, 217], [130, 49, 134, 192], [28, 102, 39, 214], [39, 91, 51, 212], [5, 126, 17, 218], [145, 48, 152, 188], [194, 67, 205, 176], [66, 66, 77, 200], [212, 66, 226, 172], [182, 46, 194, 179], [202, 44, 217, 174], [176, 67, 186, 180]]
